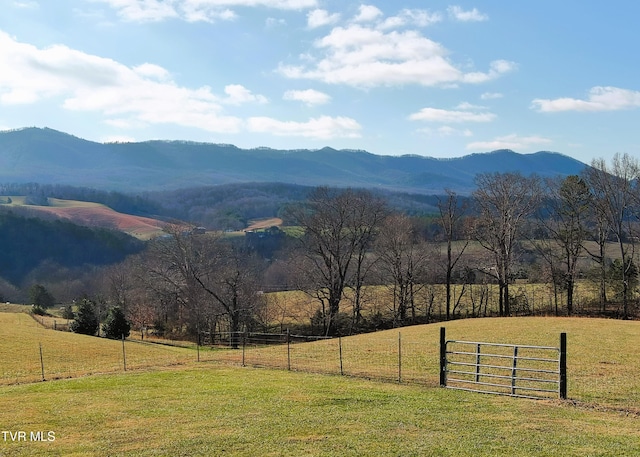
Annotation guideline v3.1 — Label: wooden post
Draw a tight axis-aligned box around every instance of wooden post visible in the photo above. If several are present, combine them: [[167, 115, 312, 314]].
[[398, 332, 402, 384], [286, 329, 291, 371], [196, 331, 200, 363], [339, 336, 344, 376], [39, 342, 45, 382], [122, 334, 127, 372], [439, 327, 446, 387], [241, 331, 246, 367], [559, 332, 567, 399]]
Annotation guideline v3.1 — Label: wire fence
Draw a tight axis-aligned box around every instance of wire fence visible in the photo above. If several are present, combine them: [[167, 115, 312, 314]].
[[1, 313, 442, 386], [205, 331, 439, 385], [0, 313, 448, 386]]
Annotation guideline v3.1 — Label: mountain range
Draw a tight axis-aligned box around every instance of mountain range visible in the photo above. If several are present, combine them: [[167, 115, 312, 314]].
[[0, 127, 588, 194]]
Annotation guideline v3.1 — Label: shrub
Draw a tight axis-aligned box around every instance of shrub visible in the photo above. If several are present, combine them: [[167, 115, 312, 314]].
[[31, 304, 48, 316], [102, 307, 131, 339], [70, 298, 99, 336]]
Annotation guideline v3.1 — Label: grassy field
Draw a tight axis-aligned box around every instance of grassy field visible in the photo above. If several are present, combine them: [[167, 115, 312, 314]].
[[1, 365, 639, 456], [262, 280, 611, 331], [0, 196, 166, 239], [0, 313, 199, 384], [1, 311, 640, 456]]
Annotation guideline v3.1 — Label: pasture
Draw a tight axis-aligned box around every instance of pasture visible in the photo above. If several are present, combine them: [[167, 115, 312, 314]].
[[0, 196, 166, 239], [1, 311, 639, 456]]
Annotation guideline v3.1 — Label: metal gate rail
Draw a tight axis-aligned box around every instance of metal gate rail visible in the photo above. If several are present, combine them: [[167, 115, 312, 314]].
[[439, 328, 567, 400]]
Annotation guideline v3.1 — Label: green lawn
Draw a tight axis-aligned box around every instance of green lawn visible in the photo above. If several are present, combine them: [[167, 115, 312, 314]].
[[1, 366, 639, 457], [2, 312, 640, 456]]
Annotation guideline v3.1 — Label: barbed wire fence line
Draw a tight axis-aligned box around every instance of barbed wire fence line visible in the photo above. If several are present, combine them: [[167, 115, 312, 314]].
[[1, 323, 441, 386], [198, 331, 440, 386]]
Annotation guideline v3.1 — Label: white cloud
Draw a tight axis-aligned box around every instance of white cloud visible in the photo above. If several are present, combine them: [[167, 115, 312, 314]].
[[448, 5, 488, 22], [265, 17, 286, 27], [223, 84, 268, 105], [133, 63, 171, 81], [353, 4, 383, 23], [12, 1, 39, 9], [283, 89, 331, 106], [93, 0, 317, 22], [378, 9, 442, 29], [531, 86, 640, 112], [101, 134, 137, 143], [466, 134, 552, 151], [400, 8, 443, 27], [461, 60, 516, 84], [278, 21, 514, 88], [480, 92, 503, 100], [409, 107, 495, 123], [437, 126, 473, 137], [307, 9, 340, 28], [455, 101, 486, 110], [94, 0, 179, 22], [0, 31, 245, 132], [247, 115, 361, 139]]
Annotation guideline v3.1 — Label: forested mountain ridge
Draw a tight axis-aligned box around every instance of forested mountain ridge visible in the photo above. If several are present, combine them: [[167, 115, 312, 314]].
[[0, 209, 144, 286], [0, 127, 587, 194]]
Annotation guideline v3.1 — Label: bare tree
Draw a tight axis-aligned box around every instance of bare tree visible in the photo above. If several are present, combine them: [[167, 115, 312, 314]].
[[287, 187, 387, 335], [472, 172, 541, 316], [584, 153, 640, 318], [143, 226, 260, 339], [437, 189, 470, 320], [535, 175, 591, 315], [375, 213, 431, 326]]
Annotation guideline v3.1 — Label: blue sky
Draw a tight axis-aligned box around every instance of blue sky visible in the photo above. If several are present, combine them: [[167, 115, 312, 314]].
[[1, 0, 639, 164]]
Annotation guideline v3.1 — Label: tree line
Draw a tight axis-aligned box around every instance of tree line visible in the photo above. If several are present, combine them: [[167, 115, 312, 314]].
[[9, 153, 640, 338]]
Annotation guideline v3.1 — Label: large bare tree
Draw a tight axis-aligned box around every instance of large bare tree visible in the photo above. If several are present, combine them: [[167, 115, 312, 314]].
[[437, 189, 470, 320], [473, 172, 541, 316], [144, 226, 260, 339], [535, 175, 591, 315], [375, 213, 431, 326], [287, 187, 387, 335], [583, 153, 640, 318]]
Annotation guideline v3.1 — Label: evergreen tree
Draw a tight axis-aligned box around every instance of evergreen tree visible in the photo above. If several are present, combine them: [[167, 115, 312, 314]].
[[29, 284, 55, 309], [70, 298, 99, 336], [102, 306, 131, 339]]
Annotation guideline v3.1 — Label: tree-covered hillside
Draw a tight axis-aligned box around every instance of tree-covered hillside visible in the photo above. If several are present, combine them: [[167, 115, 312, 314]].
[[0, 209, 144, 286]]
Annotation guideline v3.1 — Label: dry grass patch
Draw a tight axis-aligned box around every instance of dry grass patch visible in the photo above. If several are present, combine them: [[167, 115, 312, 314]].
[[0, 313, 197, 384]]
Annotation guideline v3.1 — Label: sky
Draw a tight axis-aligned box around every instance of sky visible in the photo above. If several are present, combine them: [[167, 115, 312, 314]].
[[1, 1, 639, 164]]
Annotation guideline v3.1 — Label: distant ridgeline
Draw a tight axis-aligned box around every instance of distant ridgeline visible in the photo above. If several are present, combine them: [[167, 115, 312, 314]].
[[0, 127, 587, 194]]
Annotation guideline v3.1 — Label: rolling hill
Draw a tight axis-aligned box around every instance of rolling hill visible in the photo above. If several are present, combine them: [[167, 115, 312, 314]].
[[0, 127, 588, 194], [1, 197, 167, 240]]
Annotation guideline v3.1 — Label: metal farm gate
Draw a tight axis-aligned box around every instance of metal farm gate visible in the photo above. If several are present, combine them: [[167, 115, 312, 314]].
[[439, 328, 567, 400]]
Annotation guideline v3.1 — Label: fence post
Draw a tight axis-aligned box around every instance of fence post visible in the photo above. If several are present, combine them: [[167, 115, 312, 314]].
[[286, 329, 291, 371], [475, 343, 481, 383], [398, 332, 402, 383], [559, 332, 567, 399], [39, 342, 45, 382], [339, 336, 344, 376], [511, 346, 519, 395], [122, 334, 127, 372], [196, 331, 200, 363], [242, 331, 246, 367], [439, 327, 446, 387]]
